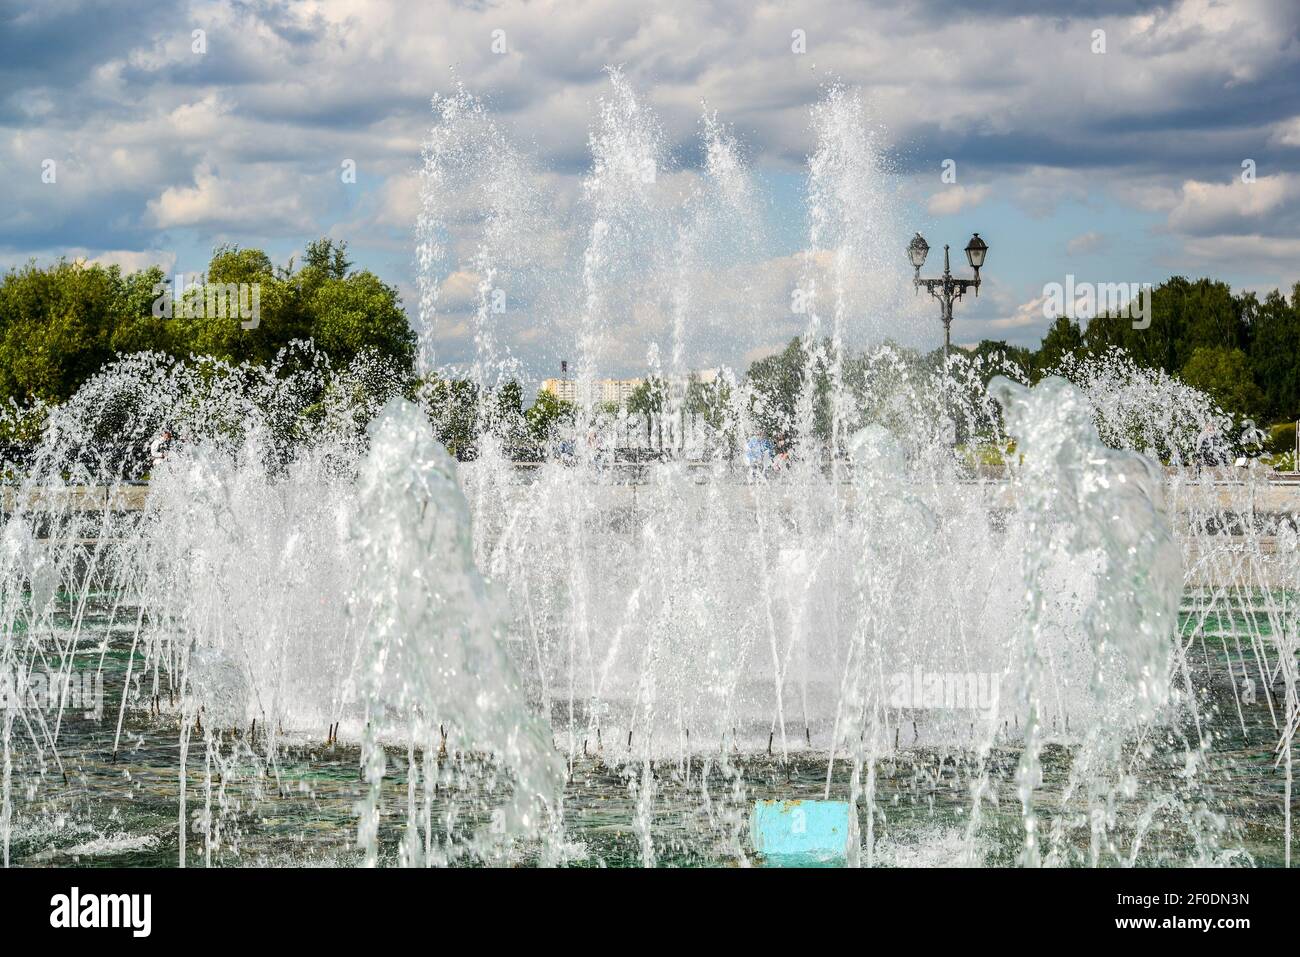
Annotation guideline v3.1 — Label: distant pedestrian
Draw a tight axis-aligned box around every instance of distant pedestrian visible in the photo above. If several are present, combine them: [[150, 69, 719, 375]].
[[1195, 421, 1226, 477], [745, 435, 774, 479], [150, 427, 177, 468]]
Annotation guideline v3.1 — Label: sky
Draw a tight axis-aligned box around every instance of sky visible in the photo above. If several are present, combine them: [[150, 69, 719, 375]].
[[2, 0, 1299, 388]]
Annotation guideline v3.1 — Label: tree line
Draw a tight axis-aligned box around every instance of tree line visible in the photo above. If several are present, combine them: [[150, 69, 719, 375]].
[[2, 248, 1295, 459], [0, 239, 416, 404], [1013, 276, 1300, 427]]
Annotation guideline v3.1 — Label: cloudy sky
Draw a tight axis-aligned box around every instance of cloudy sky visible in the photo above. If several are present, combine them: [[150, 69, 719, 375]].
[[2, 0, 1298, 387]]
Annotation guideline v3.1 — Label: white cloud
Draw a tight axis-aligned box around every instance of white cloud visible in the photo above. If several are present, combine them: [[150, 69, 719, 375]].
[[146, 163, 317, 232], [167, 94, 234, 139], [84, 248, 177, 274], [1066, 232, 1107, 256], [926, 184, 990, 217], [1167, 174, 1296, 236], [373, 172, 420, 229], [1267, 116, 1300, 147], [437, 270, 483, 312], [0, 245, 176, 276], [1181, 235, 1300, 273], [991, 293, 1051, 331]]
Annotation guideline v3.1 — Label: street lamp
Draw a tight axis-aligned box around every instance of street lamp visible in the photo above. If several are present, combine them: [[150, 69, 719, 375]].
[[909, 232, 988, 361], [908, 232, 929, 270]]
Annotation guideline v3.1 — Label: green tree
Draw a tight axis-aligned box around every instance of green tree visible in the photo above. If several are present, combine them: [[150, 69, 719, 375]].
[[308, 270, 415, 373], [967, 339, 1034, 383], [1180, 277, 1241, 356], [110, 266, 179, 357], [0, 259, 120, 403], [156, 241, 414, 374], [1180, 346, 1265, 421], [423, 378, 481, 459], [626, 377, 667, 415], [746, 337, 833, 440], [303, 237, 353, 280], [1034, 316, 1084, 378], [1246, 286, 1300, 423], [525, 388, 574, 445], [177, 245, 287, 365], [684, 372, 732, 429], [0, 240, 420, 409], [1081, 313, 1130, 357], [486, 379, 535, 457]]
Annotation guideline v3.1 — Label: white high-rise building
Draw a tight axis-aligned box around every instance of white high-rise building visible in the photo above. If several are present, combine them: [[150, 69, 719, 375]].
[[540, 369, 722, 407], [540, 376, 644, 406]]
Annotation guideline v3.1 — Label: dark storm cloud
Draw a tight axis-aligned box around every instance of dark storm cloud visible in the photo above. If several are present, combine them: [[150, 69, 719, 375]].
[[0, 0, 172, 79]]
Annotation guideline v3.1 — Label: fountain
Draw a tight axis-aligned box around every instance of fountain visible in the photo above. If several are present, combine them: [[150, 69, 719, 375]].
[[0, 74, 1294, 868]]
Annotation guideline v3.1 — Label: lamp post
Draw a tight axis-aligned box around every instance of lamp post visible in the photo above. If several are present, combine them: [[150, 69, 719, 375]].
[[908, 232, 988, 362]]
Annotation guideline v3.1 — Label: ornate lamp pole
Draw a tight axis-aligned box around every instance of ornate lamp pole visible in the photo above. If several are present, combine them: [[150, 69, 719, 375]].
[[908, 232, 989, 361]]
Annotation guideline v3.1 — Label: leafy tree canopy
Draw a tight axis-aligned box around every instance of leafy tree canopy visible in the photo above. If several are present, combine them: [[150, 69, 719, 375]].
[[0, 239, 415, 404]]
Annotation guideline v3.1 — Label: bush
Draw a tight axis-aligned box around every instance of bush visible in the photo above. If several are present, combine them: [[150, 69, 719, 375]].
[[1268, 421, 1297, 455]]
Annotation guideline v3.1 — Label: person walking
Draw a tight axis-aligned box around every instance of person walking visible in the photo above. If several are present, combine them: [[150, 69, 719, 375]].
[[150, 427, 176, 469]]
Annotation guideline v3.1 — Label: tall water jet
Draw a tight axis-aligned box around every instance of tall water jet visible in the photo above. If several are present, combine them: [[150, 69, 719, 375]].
[[802, 83, 903, 456], [577, 68, 669, 414], [992, 375, 1179, 866], [352, 399, 562, 866], [416, 84, 547, 386]]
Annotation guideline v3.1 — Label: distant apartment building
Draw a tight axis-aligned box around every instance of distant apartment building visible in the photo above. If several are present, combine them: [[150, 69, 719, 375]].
[[540, 377, 644, 405], [541, 369, 721, 407], [601, 377, 645, 405], [540, 377, 580, 404]]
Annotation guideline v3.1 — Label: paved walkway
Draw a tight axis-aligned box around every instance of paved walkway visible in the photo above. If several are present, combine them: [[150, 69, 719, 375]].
[[4, 470, 1299, 515]]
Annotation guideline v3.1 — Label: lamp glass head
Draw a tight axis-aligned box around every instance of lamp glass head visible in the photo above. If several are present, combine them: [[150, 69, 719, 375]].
[[908, 233, 929, 268]]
